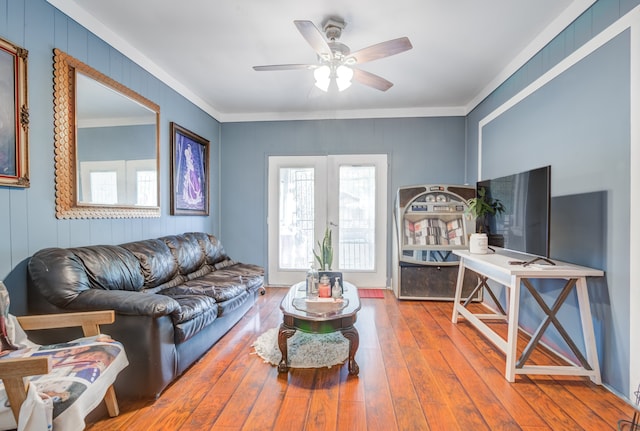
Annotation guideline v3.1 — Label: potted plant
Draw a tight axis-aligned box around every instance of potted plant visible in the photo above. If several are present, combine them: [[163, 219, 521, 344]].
[[466, 187, 505, 253], [313, 227, 333, 270]]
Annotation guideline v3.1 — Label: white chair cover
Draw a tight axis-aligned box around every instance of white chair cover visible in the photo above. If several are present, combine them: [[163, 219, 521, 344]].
[[17, 384, 53, 431], [0, 330, 128, 431]]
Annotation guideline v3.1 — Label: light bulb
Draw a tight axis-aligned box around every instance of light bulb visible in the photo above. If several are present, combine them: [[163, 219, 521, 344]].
[[336, 65, 353, 81], [336, 65, 353, 92], [336, 78, 351, 91], [314, 65, 331, 92]]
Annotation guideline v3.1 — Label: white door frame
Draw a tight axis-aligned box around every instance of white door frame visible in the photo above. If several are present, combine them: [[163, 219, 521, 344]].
[[267, 154, 387, 288]]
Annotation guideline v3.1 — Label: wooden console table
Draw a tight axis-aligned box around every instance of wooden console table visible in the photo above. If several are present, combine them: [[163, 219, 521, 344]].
[[451, 249, 603, 383]]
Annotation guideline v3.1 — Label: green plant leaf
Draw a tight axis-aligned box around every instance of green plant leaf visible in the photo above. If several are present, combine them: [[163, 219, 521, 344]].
[[312, 227, 334, 270], [466, 187, 505, 218]]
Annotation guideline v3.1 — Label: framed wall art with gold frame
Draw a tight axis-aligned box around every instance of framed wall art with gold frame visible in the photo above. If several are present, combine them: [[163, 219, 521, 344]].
[[0, 36, 29, 188]]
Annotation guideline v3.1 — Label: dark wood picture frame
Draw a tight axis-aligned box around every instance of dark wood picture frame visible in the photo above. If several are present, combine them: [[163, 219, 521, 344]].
[[0, 36, 29, 188], [170, 122, 209, 215]]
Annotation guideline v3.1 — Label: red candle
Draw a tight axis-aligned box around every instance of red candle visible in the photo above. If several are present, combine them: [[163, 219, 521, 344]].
[[318, 283, 331, 298]]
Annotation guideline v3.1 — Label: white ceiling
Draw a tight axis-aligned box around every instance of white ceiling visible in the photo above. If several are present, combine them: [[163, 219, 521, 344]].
[[48, 0, 595, 123]]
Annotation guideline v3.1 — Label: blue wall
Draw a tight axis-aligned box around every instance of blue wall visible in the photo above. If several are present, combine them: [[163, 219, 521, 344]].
[[0, 0, 221, 312], [78, 125, 156, 161], [466, 0, 638, 397], [220, 117, 467, 273]]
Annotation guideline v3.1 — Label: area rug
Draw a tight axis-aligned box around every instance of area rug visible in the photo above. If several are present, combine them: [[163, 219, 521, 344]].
[[358, 288, 385, 298], [252, 327, 348, 369]]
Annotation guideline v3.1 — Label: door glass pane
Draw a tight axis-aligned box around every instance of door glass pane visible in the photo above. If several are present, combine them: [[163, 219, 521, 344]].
[[279, 167, 314, 269], [136, 170, 157, 206], [339, 165, 375, 270]]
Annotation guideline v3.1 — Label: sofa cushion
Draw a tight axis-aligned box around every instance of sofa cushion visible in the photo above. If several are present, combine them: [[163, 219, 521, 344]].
[[121, 239, 178, 289], [184, 265, 212, 281], [213, 259, 236, 270], [188, 232, 228, 265], [215, 291, 250, 317], [143, 275, 187, 295], [165, 295, 218, 343], [161, 273, 246, 303], [166, 294, 218, 324], [28, 247, 145, 308], [213, 263, 264, 291], [70, 245, 144, 292], [161, 235, 205, 276]]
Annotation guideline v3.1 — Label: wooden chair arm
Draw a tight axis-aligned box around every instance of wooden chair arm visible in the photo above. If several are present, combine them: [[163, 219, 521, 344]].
[[0, 311, 122, 423], [0, 356, 51, 421], [0, 356, 51, 378], [17, 310, 115, 337]]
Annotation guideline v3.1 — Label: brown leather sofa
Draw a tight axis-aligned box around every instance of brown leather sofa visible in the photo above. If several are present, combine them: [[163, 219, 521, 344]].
[[26, 232, 264, 399]]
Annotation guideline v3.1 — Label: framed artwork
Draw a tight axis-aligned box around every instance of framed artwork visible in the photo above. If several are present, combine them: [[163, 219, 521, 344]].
[[0, 36, 29, 188], [170, 122, 209, 215]]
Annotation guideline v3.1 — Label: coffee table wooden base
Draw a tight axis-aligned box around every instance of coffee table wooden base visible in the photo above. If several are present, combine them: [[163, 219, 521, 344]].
[[278, 281, 361, 376], [277, 325, 296, 373], [277, 319, 360, 376], [341, 326, 360, 376]]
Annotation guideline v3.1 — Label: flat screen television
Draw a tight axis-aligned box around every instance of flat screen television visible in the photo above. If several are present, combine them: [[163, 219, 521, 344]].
[[477, 166, 551, 257]]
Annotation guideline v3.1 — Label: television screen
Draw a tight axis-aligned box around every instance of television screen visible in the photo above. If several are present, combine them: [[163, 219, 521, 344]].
[[477, 166, 551, 257]]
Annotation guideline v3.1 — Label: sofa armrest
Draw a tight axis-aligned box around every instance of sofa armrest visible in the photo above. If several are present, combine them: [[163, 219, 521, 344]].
[[17, 310, 115, 337], [65, 289, 180, 318]]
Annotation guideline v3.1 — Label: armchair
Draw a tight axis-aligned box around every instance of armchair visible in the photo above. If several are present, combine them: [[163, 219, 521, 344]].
[[0, 309, 128, 430]]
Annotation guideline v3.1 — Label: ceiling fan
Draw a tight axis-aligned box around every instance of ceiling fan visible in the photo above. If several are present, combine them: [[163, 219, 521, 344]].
[[253, 17, 413, 92]]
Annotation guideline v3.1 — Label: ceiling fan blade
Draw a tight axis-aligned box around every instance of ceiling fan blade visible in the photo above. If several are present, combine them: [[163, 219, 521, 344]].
[[347, 37, 412, 64], [294, 20, 332, 59], [352, 68, 394, 92], [253, 64, 316, 71]]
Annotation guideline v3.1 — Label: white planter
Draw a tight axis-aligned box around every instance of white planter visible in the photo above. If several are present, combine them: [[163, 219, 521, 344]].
[[469, 233, 488, 254]]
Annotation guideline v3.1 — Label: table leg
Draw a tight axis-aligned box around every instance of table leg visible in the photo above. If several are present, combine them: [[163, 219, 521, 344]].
[[505, 275, 521, 382], [576, 277, 602, 384], [518, 278, 591, 369], [341, 326, 360, 376], [452, 262, 466, 323], [277, 324, 296, 373]]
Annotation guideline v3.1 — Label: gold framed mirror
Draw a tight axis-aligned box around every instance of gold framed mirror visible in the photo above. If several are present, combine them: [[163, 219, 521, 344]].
[[53, 48, 160, 219]]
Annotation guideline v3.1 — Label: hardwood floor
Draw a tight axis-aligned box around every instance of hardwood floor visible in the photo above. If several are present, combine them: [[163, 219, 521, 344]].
[[86, 287, 637, 431]]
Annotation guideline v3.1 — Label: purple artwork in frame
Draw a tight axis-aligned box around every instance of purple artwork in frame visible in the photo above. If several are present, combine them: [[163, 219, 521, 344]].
[[170, 122, 209, 215]]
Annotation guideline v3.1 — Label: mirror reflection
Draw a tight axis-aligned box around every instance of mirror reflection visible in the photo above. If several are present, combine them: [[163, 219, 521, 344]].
[[76, 73, 157, 206], [53, 49, 160, 219]]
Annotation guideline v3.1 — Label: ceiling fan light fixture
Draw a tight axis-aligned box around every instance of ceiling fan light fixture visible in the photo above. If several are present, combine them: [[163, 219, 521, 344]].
[[336, 65, 353, 91], [314, 65, 331, 92], [253, 18, 413, 93]]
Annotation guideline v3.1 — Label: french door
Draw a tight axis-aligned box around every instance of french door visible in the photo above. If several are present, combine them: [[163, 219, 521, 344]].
[[267, 154, 387, 287]]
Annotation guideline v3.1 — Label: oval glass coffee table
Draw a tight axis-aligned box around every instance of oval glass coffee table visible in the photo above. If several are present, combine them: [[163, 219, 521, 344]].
[[279, 280, 361, 375]]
